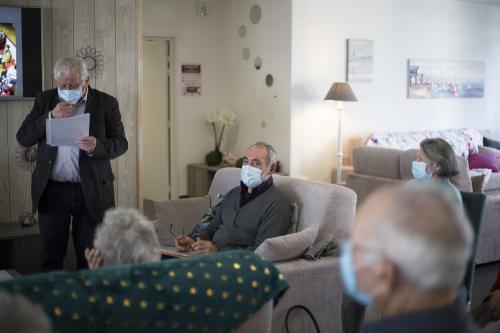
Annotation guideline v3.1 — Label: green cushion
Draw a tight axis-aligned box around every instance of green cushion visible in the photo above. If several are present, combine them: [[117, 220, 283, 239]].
[[0, 251, 288, 333]]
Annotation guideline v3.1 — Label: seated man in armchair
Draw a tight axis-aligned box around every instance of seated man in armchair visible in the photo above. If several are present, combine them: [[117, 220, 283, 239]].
[[175, 141, 291, 253]]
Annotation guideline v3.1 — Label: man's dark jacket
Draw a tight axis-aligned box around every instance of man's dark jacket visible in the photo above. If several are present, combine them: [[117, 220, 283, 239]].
[[16, 87, 128, 222]]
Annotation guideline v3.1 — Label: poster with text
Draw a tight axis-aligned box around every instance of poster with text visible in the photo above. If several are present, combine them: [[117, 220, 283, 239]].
[[181, 64, 201, 96]]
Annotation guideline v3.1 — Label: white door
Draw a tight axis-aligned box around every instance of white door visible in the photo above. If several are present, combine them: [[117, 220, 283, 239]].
[[141, 39, 171, 201]]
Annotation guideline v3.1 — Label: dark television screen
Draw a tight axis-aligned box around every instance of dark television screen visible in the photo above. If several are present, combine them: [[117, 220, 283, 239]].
[[0, 6, 42, 98]]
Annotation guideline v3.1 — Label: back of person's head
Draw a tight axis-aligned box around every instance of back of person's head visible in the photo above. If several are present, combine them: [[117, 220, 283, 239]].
[[94, 208, 161, 266], [420, 138, 459, 178], [356, 185, 472, 293], [0, 292, 52, 333]]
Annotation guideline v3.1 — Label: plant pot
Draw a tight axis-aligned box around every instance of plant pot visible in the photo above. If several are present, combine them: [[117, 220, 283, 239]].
[[205, 149, 223, 166]]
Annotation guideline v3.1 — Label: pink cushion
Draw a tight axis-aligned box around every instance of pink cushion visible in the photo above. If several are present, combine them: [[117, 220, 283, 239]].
[[468, 153, 500, 172]]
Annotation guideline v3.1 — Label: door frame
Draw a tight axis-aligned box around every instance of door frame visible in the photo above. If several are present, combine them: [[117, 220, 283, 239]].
[[138, 36, 177, 212]]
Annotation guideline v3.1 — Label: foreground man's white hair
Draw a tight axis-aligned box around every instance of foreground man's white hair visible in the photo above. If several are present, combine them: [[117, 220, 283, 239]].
[[364, 184, 473, 291], [0, 292, 52, 333], [53, 56, 89, 81], [94, 208, 161, 266]]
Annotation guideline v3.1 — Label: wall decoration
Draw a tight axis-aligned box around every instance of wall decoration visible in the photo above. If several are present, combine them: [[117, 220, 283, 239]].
[[238, 25, 247, 38], [254, 57, 262, 70], [265, 74, 274, 87], [76, 46, 104, 76], [15, 145, 36, 171], [347, 39, 373, 82], [408, 59, 485, 98], [181, 64, 202, 96], [249, 5, 262, 24]]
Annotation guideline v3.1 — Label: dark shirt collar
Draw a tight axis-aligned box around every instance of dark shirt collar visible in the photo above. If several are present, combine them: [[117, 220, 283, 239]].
[[360, 299, 478, 333], [239, 176, 274, 208]]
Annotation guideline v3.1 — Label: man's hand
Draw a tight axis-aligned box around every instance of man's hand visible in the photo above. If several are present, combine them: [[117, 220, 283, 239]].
[[174, 234, 195, 252], [85, 247, 104, 269], [77, 136, 97, 153], [489, 290, 500, 318], [192, 238, 218, 254], [51, 101, 73, 118]]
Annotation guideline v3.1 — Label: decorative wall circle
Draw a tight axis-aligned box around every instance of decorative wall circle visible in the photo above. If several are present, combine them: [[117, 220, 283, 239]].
[[76, 46, 104, 76], [254, 57, 262, 70], [265, 74, 274, 87], [238, 25, 247, 38], [242, 48, 250, 61], [250, 5, 262, 24]]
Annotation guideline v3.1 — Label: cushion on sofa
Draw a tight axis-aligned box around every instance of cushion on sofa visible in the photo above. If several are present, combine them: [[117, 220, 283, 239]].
[[255, 224, 319, 262], [484, 173, 500, 192], [352, 146, 401, 179], [483, 136, 500, 150], [399, 149, 472, 192], [471, 175, 487, 193], [468, 153, 500, 172]]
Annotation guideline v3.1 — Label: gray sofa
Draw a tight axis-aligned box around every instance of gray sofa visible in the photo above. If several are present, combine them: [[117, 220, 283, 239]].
[[347, 145, 500, 264], [154, 167, 357, 333]]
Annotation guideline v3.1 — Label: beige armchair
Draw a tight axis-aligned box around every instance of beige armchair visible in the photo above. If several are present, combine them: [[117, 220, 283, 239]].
[[154, 167, 357, 333]]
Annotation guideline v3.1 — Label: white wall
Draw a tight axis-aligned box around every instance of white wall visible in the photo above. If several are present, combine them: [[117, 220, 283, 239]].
[[222, 0, 292, 174], [143, 0, 227, 196], [143, 0, 292, 195], [290, 0, 500, 182]]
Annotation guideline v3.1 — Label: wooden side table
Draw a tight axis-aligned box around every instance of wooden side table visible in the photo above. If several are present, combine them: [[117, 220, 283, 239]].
[[0, 224, 41, 275], [333, 165, 354, 185], [187, 163, 231, 197]]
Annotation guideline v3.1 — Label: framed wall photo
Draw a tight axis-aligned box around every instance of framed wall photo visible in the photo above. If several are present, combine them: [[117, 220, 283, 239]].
[[347, 39, 373, 82], [408, 59, 485, 98]]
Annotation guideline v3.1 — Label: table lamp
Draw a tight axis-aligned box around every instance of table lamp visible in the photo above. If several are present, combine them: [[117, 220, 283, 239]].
[[324, 82, 357, 184]]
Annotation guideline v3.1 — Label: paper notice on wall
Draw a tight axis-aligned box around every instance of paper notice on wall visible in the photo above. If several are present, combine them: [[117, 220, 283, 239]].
[[181, 64, 202, 96]]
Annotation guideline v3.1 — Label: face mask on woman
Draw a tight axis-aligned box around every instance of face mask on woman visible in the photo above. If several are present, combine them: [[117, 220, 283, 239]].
[[412, 161, 432, 181]]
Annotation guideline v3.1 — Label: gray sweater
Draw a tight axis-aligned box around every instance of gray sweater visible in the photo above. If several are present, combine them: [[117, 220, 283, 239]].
[[197, 184, 291, 251]]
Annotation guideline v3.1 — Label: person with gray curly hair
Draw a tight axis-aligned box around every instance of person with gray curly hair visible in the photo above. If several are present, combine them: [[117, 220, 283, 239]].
[[0, 292, 52, 333], [340, 184, 477, 333], [85, 208, 161, 268]]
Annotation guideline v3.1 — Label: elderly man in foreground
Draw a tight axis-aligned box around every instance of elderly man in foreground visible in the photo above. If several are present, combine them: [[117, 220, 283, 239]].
[[175, 141, 290, 253], [340, 185, 478, 333]]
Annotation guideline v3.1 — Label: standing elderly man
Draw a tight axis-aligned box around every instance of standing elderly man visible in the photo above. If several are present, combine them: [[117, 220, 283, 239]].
[[340, 185, 478, 333], [16, 56, 127, 271], [175, 142, 290, 253]]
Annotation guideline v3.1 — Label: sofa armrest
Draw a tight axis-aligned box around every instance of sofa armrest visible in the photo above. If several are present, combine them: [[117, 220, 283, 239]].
[[484, 136, 500, 150], [154, 197, 210, 244], [272, 257, 343, 333]]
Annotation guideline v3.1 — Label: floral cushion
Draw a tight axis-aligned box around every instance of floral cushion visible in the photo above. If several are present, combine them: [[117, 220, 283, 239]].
[[366, 129, 483, 158]]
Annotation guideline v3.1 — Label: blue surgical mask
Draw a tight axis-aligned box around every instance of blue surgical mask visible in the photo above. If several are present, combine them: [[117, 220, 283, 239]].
[[241, 165, 264, 188], [58, 85, 83, 105], [340, 242, 374, 307], [412, 161, 432, 181]]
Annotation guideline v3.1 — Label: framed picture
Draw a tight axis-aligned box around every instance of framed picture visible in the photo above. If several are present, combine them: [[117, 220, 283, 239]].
[[408, 59, 485, 98], [347, 39, 373, 82]]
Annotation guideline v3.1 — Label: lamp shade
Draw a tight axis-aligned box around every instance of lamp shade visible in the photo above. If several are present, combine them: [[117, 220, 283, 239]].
[[324, 82, 357, 102]]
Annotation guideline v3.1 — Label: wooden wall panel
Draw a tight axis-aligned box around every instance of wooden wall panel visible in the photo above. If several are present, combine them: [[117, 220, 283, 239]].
[[95, 0, 118, 200], [73, 0, 95, 87], [0, 0, 140, 225], [115, 0, 138, 208], [0, 104, 10, 223], [51, 0, 73, 61], [7, 101, 33, 223]]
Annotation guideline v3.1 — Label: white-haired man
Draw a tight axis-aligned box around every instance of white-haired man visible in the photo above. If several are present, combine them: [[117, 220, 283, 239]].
[[17, 56, 127, 271], [175, 142, 290, 253], [340, 185, 478, 333], [85, 208, 161, 268]]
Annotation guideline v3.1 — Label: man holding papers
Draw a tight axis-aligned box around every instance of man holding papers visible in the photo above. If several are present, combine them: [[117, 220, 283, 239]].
[[16, 56, 128, 271]]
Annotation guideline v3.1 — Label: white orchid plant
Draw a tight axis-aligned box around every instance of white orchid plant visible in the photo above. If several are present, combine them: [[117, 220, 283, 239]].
[[206, 108, 237, 152]]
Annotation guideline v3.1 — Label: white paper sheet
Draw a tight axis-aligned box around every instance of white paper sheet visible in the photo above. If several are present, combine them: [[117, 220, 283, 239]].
[[46, 113, 90, 147]]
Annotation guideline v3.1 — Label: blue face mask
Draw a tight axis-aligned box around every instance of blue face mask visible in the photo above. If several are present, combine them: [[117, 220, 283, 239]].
[[58, 84, 83, 105], [412, 161, 432, 181], [340, 242, 374, 307], [241, 165, 264, 188]]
